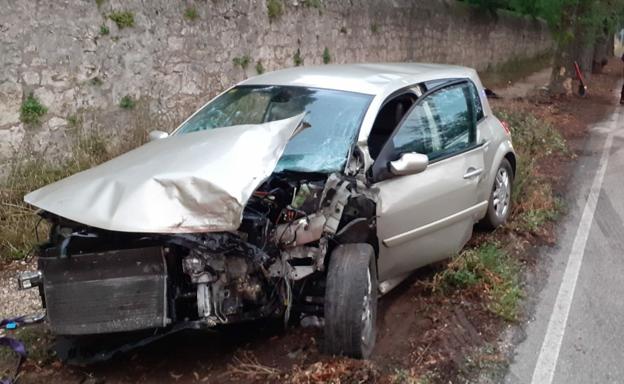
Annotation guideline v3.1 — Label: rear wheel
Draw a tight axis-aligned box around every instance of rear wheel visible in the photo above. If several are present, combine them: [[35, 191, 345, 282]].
[[481, 158, 513, 229], [324, 243, 377, 359]]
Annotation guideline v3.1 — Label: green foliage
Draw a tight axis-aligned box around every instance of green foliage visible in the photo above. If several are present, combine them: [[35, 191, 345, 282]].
[[233, 55, 251, 70], [67, 114, 79, 128], [267, 0, 284, 21], [119, 95, 135, 109], [371, 23, 379, 34], [322, 47, 331, 64], [460, 0, 624, 43], [184, 7, 199, 21], [293, 49, 304, 66], [434, 243, 522, 321], [99, 24, 110, 35], [255, 60, 265, 74], [20, 93, 47, 125], [95, 0, 105, 7], [302, 0, 322, 9], [109, 11, 134, 29]]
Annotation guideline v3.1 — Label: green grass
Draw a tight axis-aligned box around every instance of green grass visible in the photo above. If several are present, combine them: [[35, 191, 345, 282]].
[[119, 95, 135, 109], [109, 11, 134, 29], [184, 7, 199, 21], [20, 93, 47, 125], [0, 108, 156, 262], [267, 0, 284, 21], [434, 243, 522, 321], [302, 0, 322, 9], [430, 106, 570, 322], [99, 24, 110, 35]]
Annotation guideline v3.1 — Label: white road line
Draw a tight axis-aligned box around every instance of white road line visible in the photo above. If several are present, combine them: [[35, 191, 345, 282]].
[[530, 108, 621, 384]]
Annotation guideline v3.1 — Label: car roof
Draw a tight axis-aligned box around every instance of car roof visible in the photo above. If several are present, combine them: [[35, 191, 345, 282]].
[[240, 63, 479, 95]]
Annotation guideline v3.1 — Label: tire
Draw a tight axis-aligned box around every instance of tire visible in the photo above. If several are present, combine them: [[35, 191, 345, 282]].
[[324, 243, 377, 359], [481, 158, 514, 229]]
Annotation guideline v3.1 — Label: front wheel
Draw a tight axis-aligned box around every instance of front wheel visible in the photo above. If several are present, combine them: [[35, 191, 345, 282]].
[[481, 158, 514, 229], [323, 243, 377, 359]]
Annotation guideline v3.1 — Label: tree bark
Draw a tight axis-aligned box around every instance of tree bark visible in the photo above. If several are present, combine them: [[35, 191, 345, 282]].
[[549, 1, 596, 95], [592, 21, 614, 73]]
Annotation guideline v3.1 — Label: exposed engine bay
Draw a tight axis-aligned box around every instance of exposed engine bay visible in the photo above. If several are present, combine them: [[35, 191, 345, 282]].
[[27, 172, 377, 335]]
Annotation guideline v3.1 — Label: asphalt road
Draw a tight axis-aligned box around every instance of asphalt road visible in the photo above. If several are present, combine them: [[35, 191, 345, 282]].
[[505, 100, 624, 384]]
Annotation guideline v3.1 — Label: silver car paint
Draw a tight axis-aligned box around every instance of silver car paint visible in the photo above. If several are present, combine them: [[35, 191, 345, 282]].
[[24, 114, 304, 233], [24, 63, 514, 294], [368, 81, 512, 284]]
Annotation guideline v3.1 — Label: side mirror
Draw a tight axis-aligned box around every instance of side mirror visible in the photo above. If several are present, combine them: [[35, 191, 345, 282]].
[[389, 152, 428, 176], [148, 130, 169, 141]]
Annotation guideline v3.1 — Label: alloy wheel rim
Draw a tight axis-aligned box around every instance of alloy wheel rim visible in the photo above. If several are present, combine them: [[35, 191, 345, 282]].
[[492, 168, 510, 219]]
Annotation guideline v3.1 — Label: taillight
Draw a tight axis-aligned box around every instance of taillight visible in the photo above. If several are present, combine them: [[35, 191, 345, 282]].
[[500, 120, 511, 135]]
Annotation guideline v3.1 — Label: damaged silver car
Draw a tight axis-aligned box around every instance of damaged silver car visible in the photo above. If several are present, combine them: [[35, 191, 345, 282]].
[[19, 63, 515, 359]]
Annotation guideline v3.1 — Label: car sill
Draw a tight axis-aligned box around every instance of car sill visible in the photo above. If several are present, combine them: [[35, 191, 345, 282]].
[[382, 200, 488, 248]]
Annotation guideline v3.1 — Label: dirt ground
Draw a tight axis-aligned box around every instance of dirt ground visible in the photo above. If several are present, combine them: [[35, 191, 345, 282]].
[[1, 60, 622, 384]]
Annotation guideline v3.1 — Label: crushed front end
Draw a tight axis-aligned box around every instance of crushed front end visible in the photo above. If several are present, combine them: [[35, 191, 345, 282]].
[[19, 172, 377, 336]]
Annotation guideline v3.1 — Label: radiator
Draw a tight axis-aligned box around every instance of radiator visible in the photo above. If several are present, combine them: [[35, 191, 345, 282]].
[[40, 246, 168, 335]]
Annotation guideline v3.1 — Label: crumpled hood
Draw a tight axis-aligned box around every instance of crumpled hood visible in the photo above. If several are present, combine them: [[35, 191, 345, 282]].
[[24, 114, 304, 233]]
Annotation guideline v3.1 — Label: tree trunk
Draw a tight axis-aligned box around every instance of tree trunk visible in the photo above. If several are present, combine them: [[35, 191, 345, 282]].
[[593, 21, 613, 74], [549, 1, 595, 95]]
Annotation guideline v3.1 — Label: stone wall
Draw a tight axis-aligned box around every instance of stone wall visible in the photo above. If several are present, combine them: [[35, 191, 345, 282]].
[[0, 0, 552, 165]]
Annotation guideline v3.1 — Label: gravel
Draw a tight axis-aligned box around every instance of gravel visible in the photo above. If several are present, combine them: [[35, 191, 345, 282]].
[[0, 259, 42, 319]]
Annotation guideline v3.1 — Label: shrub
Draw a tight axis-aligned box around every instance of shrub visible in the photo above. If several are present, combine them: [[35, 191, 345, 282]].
[[184, 7, 199, 21], [99, 24, 110, 35], [322, 47, 331, 64], [20, 93, 47, 125], [255, 60, 265, 75], [267, 0, 284, 21], [293, 49, 303, 66], [371, 23, 379, 33], [119, 95, 135, 109], [109, 11, 134, 29], [233, 55, 251, 70]]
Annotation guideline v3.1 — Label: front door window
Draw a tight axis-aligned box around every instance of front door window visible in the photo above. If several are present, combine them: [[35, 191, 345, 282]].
[[390, 82, 476, 162]]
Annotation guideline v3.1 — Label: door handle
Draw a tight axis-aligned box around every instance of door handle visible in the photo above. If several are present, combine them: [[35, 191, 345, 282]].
[[463, 167, 483, 179]]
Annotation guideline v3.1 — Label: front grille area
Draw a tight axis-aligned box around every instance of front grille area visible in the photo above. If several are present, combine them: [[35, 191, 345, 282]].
[[40, 246, 167, 335]]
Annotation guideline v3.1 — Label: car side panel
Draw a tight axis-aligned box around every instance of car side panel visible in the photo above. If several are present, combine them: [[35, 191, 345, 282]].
[[375, 146, 487, 282]]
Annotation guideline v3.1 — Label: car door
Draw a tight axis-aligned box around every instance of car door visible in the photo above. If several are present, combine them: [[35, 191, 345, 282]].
[[372, 81, 487, 282]]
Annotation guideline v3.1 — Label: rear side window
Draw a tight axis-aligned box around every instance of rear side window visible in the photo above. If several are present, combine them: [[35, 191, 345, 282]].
[[391, 82, 476, 161]]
